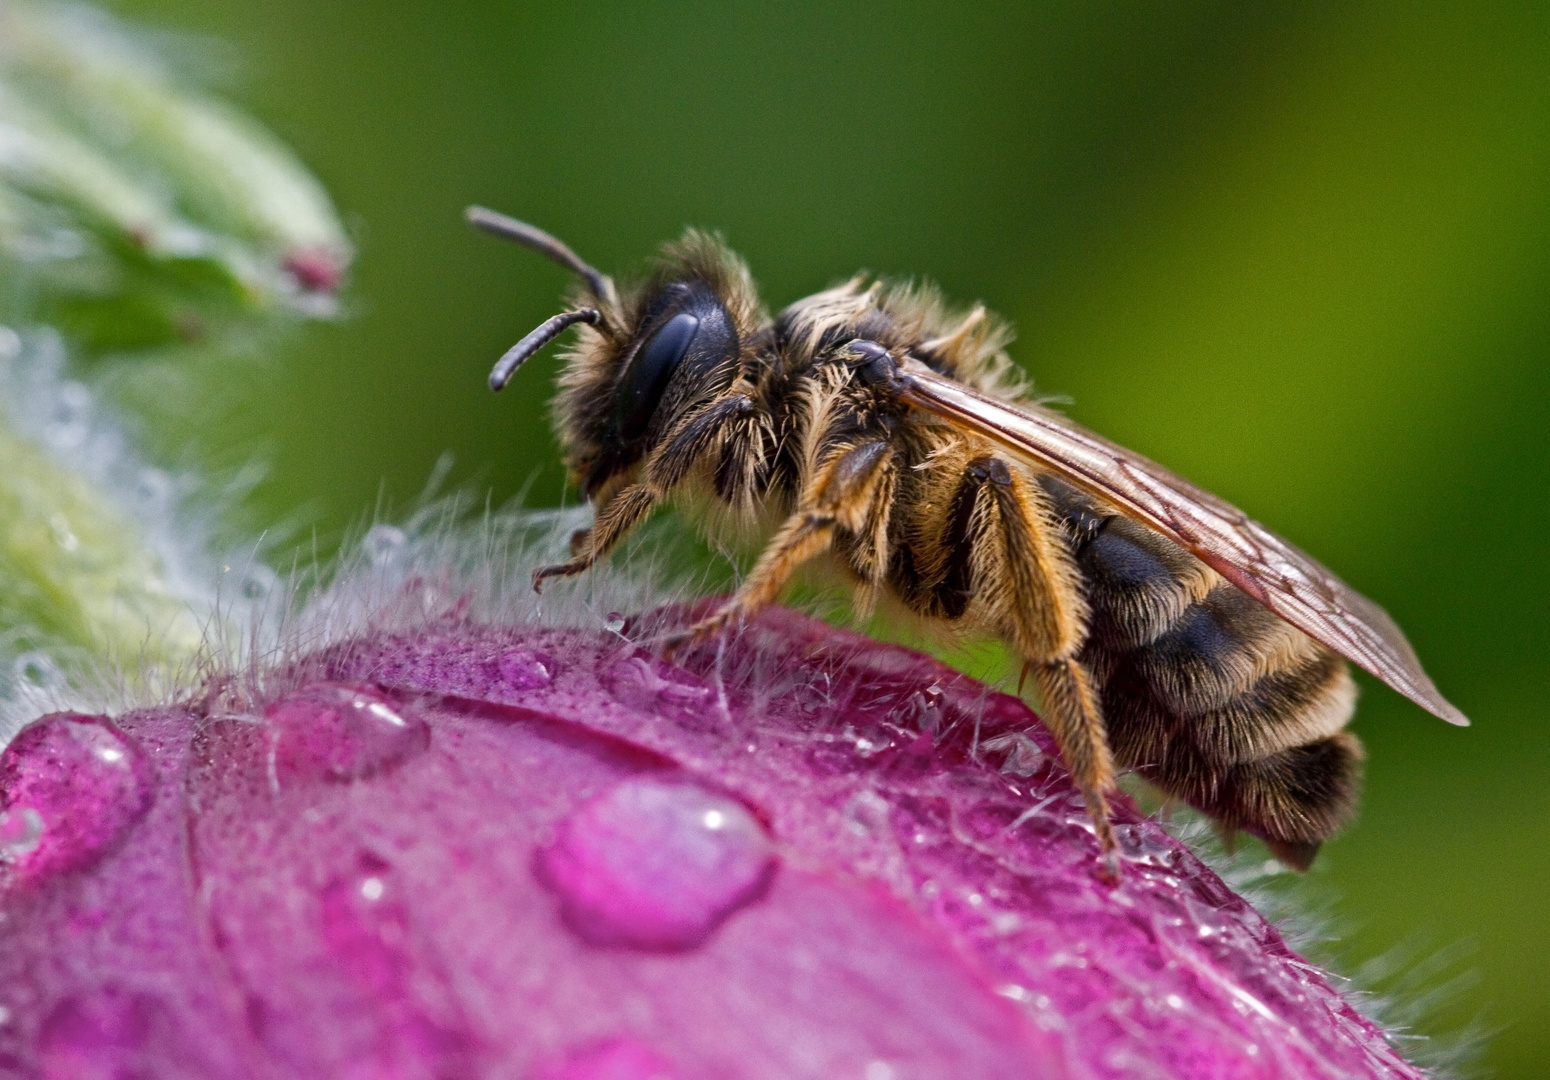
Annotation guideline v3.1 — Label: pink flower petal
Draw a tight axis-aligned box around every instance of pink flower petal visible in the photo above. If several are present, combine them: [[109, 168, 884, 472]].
[[0, 606, 1422, 1079]]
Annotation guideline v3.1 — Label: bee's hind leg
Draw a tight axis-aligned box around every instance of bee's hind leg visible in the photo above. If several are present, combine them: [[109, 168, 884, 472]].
[[968, 456, 1121, 880], [1030, 658, 1120, 880]]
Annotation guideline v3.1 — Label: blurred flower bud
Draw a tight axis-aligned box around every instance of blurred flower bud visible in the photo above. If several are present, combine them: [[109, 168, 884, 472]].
[[0, 0, 353, 346]]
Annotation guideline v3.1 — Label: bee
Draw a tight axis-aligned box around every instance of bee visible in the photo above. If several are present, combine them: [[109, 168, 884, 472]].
[[467, 205, 1468, 877]]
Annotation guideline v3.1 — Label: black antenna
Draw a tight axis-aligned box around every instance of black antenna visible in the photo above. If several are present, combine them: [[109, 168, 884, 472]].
[[488, 308, 601, 391], [465, 206, 613, 302]]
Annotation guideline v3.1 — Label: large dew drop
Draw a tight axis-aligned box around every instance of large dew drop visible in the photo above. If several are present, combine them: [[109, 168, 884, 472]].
[[539, 776, 775, 950], [0, 714, 153, 887], [265, 683, 429, 783]]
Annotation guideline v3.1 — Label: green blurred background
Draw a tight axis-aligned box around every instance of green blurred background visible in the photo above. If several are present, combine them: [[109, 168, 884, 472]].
[[103, 1, 1550, 1074]]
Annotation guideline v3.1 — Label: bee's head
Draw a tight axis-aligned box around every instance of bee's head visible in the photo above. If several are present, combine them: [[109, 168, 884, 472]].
[[469, 207, 762, 500]]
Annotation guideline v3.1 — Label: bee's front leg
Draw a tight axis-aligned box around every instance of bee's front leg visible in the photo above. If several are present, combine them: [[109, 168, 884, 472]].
[[664, 439, 894, 654], [532, 484, 656, 592], [539, 392, 761, 593]]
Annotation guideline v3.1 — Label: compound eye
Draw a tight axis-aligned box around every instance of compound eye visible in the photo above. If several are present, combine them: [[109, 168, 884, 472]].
[[614, 311, 699, 443]]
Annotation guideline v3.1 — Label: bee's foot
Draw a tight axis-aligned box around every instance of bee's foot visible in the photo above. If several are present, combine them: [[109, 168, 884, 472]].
[[1089, 803, 1122, 884], [662, 610, 734, 660], [531, 560, 588, 594], [1097, 847, 1122, 885]]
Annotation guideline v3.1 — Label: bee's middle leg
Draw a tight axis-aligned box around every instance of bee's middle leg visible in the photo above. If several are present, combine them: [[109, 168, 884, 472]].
[[963, 457, 1120, 877], [667, 440, 894, 650]]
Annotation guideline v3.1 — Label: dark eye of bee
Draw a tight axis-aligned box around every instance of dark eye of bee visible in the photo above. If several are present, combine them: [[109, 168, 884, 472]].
[[615, 311, 699, 442], [610, 280, 737, 448]]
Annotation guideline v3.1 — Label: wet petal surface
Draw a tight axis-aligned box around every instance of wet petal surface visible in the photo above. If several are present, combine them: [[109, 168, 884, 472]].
[[0, 609, 1424, 1079]]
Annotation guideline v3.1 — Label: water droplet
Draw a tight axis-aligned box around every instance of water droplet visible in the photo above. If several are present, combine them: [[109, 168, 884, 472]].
[[48, 513, 79, 553], [842, 789, 891, 840], [602, 653, 715, 731], [12, 651, 63, 692], [1114, 822, 1179, 868], [38, 989, 156, 1079], [362, 523, 408, 567], [0, 714, 153, 886], [239, 564, 279, 602], [45, 381, 92, 451], [604, 612, 626, 634], [0, 807, 43, 859], [990, 911, 1022, 934], [539, 776, 775, 950], [131, 468, 175, 514], [891, 682, 946, 734], [321, 863, 410, 996], [265, 683, 429, 783], [535, 1038, 678, 1080], [498, 649, 554, 691], [980, 732, 1045, 777]]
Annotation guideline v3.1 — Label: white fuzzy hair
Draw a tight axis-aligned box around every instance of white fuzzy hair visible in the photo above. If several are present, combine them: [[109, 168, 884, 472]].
[[0, 324, 244, 736]]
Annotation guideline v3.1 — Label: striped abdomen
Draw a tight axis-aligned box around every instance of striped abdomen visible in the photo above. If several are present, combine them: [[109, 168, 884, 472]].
[[1040, 477, 1362, 869]]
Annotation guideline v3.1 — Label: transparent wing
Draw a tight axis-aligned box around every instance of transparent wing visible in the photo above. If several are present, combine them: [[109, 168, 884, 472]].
[[897, 361, 1467, 726]]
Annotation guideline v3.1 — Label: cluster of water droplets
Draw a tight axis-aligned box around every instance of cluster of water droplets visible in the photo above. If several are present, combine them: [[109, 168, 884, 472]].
[[222, 675, 781, 1074]]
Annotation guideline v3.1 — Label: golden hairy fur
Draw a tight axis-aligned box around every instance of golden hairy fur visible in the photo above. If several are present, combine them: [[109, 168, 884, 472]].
[[522, 228, 1363, 876]]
